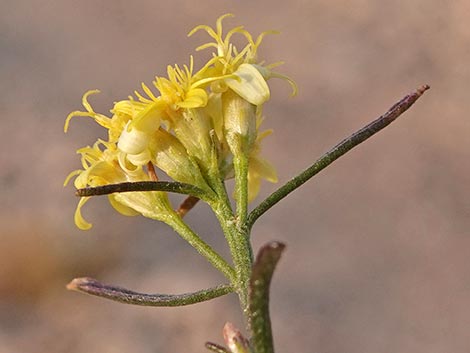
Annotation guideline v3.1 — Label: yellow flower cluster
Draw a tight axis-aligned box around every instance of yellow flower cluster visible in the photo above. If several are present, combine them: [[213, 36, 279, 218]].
[[65, 14, 296, 230]]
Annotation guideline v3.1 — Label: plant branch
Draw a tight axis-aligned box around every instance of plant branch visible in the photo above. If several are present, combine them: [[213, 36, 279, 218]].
[[76, 181, 212, 202], [67, 277, 233, 307], [166, 213, 237, 283], [210, 200, 253, 313], [233, 153, 249, 226], [247, 84, 430, 229]]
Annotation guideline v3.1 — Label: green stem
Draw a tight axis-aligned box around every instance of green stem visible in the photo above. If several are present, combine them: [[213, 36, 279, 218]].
[[206, 166, 253, 314], [167, 212, 236, 283], [247, 85, 430, 230], [233, 227, 253, 315], [210, 199, 253, 313], [206, 173, 241, 271], [234, 153, 249, 226], [229, 143, 253, 313]]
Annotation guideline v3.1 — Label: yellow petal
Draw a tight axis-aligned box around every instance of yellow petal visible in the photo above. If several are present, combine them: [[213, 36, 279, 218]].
[[130, 100, 166, 131], [63, 170, 82, 187], [64, 90, 114, 133], [177, 88, 208, 108], [225, 63, 270, 105], [64, 111, 93, 133], [250, 157, 278, 183], [108, 195, 140, 216], [247, 173, 261, 203], [206, 93, 224, 140], [82, 89, 101, 112], [125, 149, 152, 167], [74, 197, 92, 230], [73, 168, 91, 189], [253, 64, 298, 97], [118, 123, 150, 154], [88, 160, 127, 184]]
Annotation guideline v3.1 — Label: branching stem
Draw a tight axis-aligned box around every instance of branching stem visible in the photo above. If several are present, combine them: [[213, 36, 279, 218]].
[[247, 85, 430, 230]]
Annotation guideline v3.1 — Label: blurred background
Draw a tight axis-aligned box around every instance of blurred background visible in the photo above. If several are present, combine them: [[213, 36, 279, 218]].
[[1, 0, 469, 352]]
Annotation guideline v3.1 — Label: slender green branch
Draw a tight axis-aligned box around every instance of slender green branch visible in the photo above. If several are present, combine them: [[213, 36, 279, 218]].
[[167, 213, 237, 283], [77, 181, 233, 280], [210, 200, 240, 266], [248, 242, 286, 353], [210, 199, 253, 314], [247, 85, 430, 229], [76, 181, 213, 202], [67, 277, 233, 306], [216, 143, 253, 313], [234, 153, 249, 226], [203, 162, 253, 304]]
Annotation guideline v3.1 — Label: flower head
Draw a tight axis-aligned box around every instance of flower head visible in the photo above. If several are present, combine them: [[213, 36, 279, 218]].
[[189, 14, 297, 104], [65, 14, 296, 229], [64, 139, 172, 230]]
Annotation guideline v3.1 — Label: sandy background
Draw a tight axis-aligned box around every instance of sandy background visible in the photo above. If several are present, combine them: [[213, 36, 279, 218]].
[[1, 0, 469, 352]]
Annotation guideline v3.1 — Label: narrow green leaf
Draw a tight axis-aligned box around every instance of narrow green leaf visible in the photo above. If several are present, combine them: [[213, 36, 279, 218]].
[[67, 277, 233, 307], [248, 242, 286, 353], [76, 181, 213, 202], [247, 85, 430, 229]]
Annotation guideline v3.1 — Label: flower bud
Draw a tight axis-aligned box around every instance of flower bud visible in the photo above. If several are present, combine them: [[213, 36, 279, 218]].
[[222, 89, 257, 156], [173, 108, 213, 168], [151, 129, 211, 192]]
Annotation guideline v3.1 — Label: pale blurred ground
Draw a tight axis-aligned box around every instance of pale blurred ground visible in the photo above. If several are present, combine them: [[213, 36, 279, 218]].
[[1, 0, 469, 352]]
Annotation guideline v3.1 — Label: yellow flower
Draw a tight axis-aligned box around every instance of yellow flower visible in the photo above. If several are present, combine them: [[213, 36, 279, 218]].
[[64, 90, 132, 144], [64, 140, 172, 230], [117, 59, 220, 173], [65, 14, 297, 229], [187, 14, 297, 178], [189, 14, 297, 104], [153, 57, 209, 110], [116, 99, 167, 169]]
